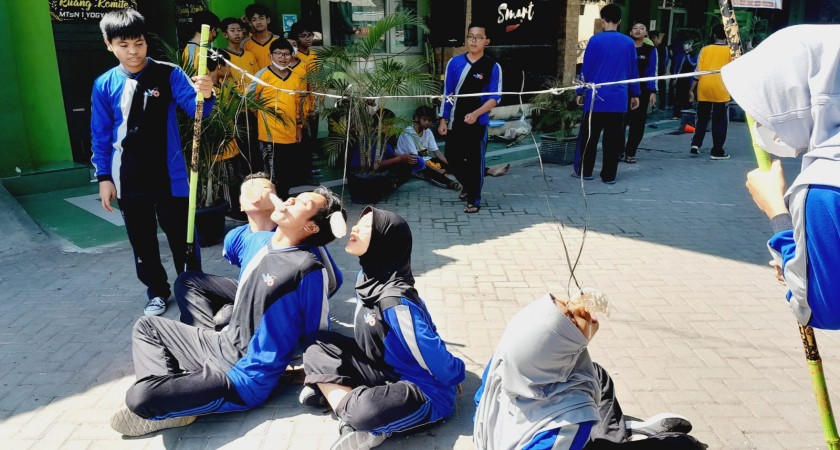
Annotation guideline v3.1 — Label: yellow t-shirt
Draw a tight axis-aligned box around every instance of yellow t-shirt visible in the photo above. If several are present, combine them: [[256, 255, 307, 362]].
[[696, 44, 732, 103], [243, 34, 280, 71], [213, 82, 242, 162], [252, 67, 305, 144], [289, 58, 315, 119], [225, 48, 258, 93], [295, 49, 317, 74]]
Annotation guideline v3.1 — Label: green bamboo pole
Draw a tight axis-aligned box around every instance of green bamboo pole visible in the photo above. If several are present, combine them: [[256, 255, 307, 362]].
[[718, 2, 839, 447], [185, 24, 210, 270]]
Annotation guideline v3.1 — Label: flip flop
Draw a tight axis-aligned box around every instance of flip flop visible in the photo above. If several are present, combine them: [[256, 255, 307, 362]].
[[458, 190, 468, 201], [464, 204, 480, 214]]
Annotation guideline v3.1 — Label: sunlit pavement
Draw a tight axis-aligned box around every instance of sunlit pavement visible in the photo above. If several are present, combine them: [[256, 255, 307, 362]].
[[1, 120, 837, 449]]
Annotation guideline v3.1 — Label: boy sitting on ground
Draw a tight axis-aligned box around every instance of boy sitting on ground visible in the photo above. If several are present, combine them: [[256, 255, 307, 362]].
[[395, 105, 461, 190]]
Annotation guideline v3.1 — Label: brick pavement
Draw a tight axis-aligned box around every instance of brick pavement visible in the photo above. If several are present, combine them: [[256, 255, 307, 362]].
[[2, 122, 839, 449]]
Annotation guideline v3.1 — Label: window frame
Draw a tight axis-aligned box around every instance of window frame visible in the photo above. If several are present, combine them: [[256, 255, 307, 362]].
[[318, 0, 426, 54]]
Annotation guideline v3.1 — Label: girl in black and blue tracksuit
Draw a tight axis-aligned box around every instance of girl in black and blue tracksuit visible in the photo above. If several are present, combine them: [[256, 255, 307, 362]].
[[303, 207, 465, 437]]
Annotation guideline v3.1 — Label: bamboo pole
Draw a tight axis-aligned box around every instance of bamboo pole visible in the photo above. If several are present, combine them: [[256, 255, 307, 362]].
[[185, 24, 210, 271]]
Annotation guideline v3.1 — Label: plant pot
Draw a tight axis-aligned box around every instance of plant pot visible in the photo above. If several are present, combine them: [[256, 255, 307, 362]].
[[195, 201, 229, 247], [347, 171, 394, 204], [539, 135, 577, 166]]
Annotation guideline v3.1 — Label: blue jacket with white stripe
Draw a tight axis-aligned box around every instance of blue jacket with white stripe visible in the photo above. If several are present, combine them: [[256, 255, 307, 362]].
[[354, 284, 466, 422], [90, 58, 215, 199]]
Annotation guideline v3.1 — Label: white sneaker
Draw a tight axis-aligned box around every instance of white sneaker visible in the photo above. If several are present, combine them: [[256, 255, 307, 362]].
[[627, 412, 692, 437], [144, 297, 167, 316], [110, 407, 195, 436], [330, 428, 387, 450]]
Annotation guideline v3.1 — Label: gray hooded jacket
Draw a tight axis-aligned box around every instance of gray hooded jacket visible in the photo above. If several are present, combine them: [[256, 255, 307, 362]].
[[722, 25, 840, 327], [474, 294, 600, 450]]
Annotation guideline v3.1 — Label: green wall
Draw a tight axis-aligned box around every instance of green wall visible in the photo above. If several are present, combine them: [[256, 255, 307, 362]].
[[0, 4, 31, 176], [1, 1, 73, 177]]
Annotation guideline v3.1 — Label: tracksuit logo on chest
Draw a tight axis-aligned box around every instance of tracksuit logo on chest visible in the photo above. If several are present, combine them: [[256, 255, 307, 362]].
[[473, 73, 484, 80], [262, 273, 276, 287], [364, 311, 377, 326]]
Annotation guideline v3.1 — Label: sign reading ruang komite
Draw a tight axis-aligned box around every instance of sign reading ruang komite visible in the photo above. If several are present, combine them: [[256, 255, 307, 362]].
[[49, 0, 138, 22], [471, 0, 559, 46], [732, 0, 783, 9]]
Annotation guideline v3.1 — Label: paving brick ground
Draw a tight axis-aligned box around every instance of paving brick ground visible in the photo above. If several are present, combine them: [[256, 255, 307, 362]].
[[2, 121, 840, 449]]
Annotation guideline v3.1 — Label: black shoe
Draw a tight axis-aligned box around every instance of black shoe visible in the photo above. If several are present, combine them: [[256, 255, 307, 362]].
[[689, 146, 699, 156], [710, 152, 731, 160]]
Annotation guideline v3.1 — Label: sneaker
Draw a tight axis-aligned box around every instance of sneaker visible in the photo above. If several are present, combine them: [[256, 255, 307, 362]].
[[627, 412, 692, 437], [144, 297, 167, 316], [298, 386, 327, 407], [330, 423, 387, 450], [689, 146, 699, 156], [110, 407, 195, 436], [604, 180, 616, 185], [710, 153, 731, 160]]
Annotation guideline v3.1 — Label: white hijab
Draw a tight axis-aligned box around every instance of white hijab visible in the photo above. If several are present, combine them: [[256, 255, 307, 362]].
[[721, 25, 840, 201]]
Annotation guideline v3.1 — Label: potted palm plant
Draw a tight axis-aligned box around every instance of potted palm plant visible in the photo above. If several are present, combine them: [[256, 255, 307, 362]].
[[308, 11, 437, 203], [531, 78, 582, 165]]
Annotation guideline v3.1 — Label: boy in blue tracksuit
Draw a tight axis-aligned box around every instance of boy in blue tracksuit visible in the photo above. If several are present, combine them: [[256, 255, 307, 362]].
[[623, 21, 658, 164], [573, 4, 640, 184], [174, 178, 342, 331], [438, 23, 502, 214], [91, 9, 215, 316], [110, 188, 347, 436], [303, 207, 465, 450]]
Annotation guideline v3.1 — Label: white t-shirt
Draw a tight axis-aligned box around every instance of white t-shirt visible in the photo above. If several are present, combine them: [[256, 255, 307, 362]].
[[396, 125, 439, 161]]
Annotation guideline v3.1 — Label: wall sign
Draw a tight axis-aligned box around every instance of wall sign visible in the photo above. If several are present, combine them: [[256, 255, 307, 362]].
[[50, 0, 138, 22], [732, 0, 782, 9], [472, 0, 558, 46]]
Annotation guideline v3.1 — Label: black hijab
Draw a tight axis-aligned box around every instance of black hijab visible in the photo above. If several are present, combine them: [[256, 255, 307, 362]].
[[355, 206, 420, 306]]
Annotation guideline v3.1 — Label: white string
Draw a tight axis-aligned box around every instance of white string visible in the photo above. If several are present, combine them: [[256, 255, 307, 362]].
[[207, 48, 717, 102]]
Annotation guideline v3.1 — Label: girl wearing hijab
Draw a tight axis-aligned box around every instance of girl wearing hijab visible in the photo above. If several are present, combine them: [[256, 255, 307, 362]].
[[302, 206, 465, 450], [726, 25, 840, 330], [473, 294, 699, 450], [473, 294, 601, 449]]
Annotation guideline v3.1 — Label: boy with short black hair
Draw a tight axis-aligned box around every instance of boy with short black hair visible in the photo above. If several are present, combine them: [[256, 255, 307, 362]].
[[250, 38, 308, 199], [243, 3, 280, 70], [438, 23, 503, 214], [220, 16, 258, 84], [182, 10, 221, 69], [689, 23, 732, 160], [110, 187, 346, 437], [574, 3, 639, 184], [396, 105, 460, 190], [91, 8, 215, 316]]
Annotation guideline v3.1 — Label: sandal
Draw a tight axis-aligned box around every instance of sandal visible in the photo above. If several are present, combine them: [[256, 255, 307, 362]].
[[458, 190, 468, 201], [625, 156, 637, 164], [464, 204, 480, 214]]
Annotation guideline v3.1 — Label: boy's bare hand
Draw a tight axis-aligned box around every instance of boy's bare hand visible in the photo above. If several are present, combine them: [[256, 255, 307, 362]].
[[457, 384, 463, 396], [438, 121, 448, 136], [402, 154, 418, 165], [99, 180, 117, 212], [191, 75, 214, 99]]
